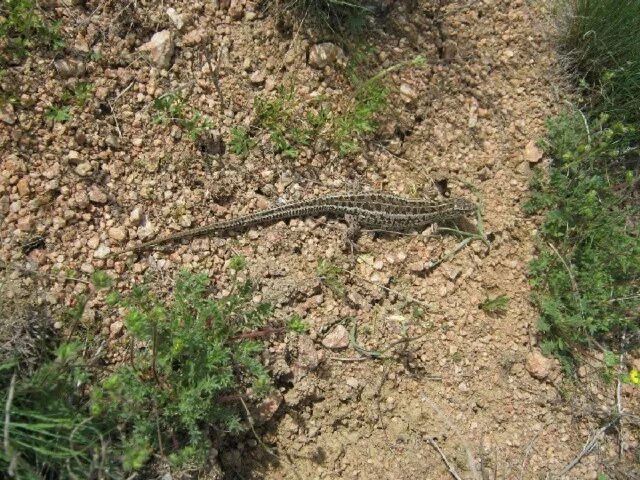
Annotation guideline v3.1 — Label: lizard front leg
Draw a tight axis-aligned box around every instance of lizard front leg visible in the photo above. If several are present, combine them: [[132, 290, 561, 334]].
[[343, 214, 361, 255]]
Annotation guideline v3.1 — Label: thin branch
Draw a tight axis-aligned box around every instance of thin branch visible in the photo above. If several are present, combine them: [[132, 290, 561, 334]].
[[231, 327, 286, 341], [555, 417, 619, 478], [344, 269, 440, 313], [4, 373, 17, 476], [547, 242, 578, 292], [238, 397, 279, 459], [113, 81, 135, 104], [427, 437, 464, 480], [617, 331, 627, 459]]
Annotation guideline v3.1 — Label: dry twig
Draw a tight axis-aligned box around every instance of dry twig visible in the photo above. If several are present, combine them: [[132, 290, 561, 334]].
[[427, 437, 464, 480]]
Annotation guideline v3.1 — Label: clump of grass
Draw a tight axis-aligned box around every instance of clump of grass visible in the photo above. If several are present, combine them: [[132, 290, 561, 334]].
[[557, 0, 640, 125], [2, 262, 304, 476], [153, 92, 213, 142], [316, 259, 346, 297], [526, 111, 640, 367], [479, 295, 510, 314], [91, 266, 276, 470], [253, 55, 424, 157], [254, 85, 308, 158], [0, 343, 116, 478], [275, 0, 381, 32], [0, 0, 63, 63]]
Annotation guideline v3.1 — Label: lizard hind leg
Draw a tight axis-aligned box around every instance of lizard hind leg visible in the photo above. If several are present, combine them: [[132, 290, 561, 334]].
[[342, 214, 361, 255]]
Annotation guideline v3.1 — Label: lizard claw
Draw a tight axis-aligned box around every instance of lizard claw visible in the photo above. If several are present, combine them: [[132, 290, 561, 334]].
[[343, 214, 361, 255]]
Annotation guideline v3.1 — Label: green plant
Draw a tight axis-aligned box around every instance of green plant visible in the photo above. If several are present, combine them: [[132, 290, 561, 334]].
[[44, 105, 71, 122], [62, 82, 94, 107], [479, 295, 510, 314], [287, 314, 310, 334], [153, 92, 213, 142], [557, 0, 640, 125], [333, 77, 388, 155], [316, 259, 346, 297], [0, 0, 63, 62], [334, 55, 425, 155], [91, 269, 275, 469], [526, 112, 640, 366], [0, 343, 115, 478], [253, 55, 424, 157], [229, 126, 256, 156], [254, 86, 304, 157], [278, 0, 381, 32]]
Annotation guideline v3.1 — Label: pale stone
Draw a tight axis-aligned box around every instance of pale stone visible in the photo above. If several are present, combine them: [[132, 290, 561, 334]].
[[93, 244, 111, 259], [525, 351, 552, 380], [89, 186, 108, 204], [308, 43, 347, 69], [108, 226, 127, 242], [139, 30, 175, 69], [16, 177, 29, 197], [524, 140, 543, 164], [321, 325, 350, 350]]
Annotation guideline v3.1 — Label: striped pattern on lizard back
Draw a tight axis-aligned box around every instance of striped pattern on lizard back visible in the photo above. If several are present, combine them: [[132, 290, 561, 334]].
[[122, 192, 476, 253]]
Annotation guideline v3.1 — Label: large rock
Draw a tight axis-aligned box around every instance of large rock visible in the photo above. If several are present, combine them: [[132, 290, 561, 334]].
[[0, 102, 16, 125], [321, 324, 350, 350], [525, 351, 552, 380], [308, 43, 347, 69], [139, 30, 175, 69]]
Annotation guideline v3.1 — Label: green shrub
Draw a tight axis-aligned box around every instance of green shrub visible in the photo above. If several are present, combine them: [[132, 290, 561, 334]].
[[91, 268, 275, 469], [278, 0, 382, 31], [0, 343, 115, 479], [253, 55, 423, 157], [526, 112, 640, 366], [153, 92, 213, 142], [0, 0, 62, 63], [479, 295, 510, 314], [558, 0, 640, 124]]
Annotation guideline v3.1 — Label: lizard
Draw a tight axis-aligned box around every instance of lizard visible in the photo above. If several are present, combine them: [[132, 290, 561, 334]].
[[114, 192, 476, 255]]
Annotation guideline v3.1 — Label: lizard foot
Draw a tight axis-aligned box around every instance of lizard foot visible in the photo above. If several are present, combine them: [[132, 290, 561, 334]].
[[342, 214, 361, 255]]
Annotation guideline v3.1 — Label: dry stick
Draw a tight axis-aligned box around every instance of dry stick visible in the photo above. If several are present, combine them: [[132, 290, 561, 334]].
[[555, 416, 619, 478], [427, 437, 464, 480], [205, 46, 225, 113], [113, 81, 135, 104], [420, 395, 481, 480], [4, 374, 17, 476], [344, 269, 440, 314], [547, 242, 578, 292], [617, 331, 627, 459], [518, 427, 545, 480], [108, 101, 123, 137], [238, 397, 279, 460]]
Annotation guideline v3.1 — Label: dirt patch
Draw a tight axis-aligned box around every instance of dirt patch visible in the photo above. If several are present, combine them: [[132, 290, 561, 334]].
[[1, 0, 637, 478]]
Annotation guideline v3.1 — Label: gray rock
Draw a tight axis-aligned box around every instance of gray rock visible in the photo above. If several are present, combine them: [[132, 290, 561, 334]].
[[54, 59, 86, 78], [166, 7, 184, 30], [249, 70, 266, 85]]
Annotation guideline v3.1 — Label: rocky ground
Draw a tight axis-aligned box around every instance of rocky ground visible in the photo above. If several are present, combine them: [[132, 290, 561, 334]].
[[1, 0, 638, 478]]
